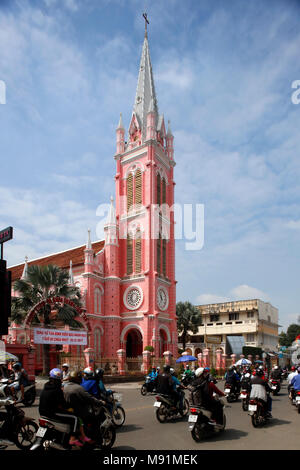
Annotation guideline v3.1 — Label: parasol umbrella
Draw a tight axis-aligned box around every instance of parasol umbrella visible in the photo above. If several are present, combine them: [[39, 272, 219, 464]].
[[0, 351, 19, 363], [176, 355, 197, 363], [234, 358, 252, 366]]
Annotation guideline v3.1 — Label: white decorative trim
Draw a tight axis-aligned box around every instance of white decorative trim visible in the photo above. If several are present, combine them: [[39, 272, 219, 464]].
[[123, 285, 144, 310], [120, 323, 144, 342], [124, 162, 145, 179], [158, 324, 171, 342], [121, 276, 145, 283]]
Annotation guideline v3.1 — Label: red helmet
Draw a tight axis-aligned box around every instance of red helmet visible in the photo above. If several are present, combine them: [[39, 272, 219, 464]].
[[291, 366, 296, 371]]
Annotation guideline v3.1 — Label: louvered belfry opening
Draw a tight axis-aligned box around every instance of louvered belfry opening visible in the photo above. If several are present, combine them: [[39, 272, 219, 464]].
[[135, 230, 142, 273], [127, 173, 133, 212], [127, 234, 133, 275]]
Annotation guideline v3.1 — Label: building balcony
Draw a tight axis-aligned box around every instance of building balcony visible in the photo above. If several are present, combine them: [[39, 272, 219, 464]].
[[197, 319, 257, 336]]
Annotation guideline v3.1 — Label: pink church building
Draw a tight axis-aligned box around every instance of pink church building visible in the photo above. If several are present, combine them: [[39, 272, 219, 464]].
[[6, 29, 178, 374]]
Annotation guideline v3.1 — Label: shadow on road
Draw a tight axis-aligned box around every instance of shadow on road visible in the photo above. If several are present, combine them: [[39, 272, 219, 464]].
[[117, 424, 144, 434], [266, 418, 292, 427]]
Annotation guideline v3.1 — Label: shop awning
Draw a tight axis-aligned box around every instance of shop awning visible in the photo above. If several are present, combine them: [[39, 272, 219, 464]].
[[226, 336, 245, 356]]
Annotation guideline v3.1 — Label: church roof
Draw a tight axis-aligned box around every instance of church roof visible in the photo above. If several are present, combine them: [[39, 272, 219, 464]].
[[9, 240, 104, 282], [132, 35, 158, 140]]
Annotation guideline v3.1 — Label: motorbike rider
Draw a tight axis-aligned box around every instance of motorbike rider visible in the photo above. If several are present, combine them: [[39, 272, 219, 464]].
[[250, 368, 272, 418], [94, 368, 114, 413], [290, 367, 300, 394], [7, 362, 29, 402], [149, 367, 157, 380], [170, 368, 185, 412], [224, 365, 241, 395], [240, 366, 252, 392], [39, 368, 80, 446], [63, 370, 106, 446], [188, 367, 225, 425], [62, 363, 70, 386], [270, 365, 281, 380], [288, 366, 297, 395], [81, 367, 100, 398], [155, 365, 174, 397]]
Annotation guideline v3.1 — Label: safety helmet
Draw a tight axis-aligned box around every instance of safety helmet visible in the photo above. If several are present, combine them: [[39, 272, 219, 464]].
[[164, 365, 171, 373], [95, 368, 104, 380], [256, 368, 264, 377], [12, 362, 22, 370], [291, 366, 296, 371], [204, 367, 210, 371], [62, 363, 69, 368], [49, 368, 63, 380], [274, 366, 278, 369], [195, 367, 204, 377], [156, 366, 160, 370], [83, 367, 94, 377], [69, 370, 82, 382], [170, 368, 175, 374]]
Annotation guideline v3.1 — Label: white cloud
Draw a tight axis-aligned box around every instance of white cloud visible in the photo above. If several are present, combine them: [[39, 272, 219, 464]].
[[230, 285, 270, 302], [196, 294, 231, 305]]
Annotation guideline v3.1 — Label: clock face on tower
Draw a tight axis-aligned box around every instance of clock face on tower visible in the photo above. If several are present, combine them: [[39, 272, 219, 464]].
[[124, 285, 143, 310], [157, 286, 169, 311]]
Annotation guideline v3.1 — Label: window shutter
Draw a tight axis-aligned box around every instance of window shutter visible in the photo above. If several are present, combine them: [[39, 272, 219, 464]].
[[135, 169, 142, 206], [127, 173, 133, 211], [127, 235, 133, 274], [135, 232, 142, 273]]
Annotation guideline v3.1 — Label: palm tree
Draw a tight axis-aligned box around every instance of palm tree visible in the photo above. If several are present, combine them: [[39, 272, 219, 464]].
[[176, 301, 202, 351], [12, 264, 83, 375]]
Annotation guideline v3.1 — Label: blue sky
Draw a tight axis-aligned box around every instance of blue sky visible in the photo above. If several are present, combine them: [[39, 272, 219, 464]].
[[0, 0, 300, 332]]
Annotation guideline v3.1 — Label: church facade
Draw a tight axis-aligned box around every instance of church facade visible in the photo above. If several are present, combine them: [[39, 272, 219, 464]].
[[7, 30, 178, 372]]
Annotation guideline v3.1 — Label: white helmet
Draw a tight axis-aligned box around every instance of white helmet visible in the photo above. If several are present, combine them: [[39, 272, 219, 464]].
[[83, 367, 94, 376], [170, 368, 175, 374], [195, 367, 205, 377], [62, 363, 69, 368], [274, 366, 278, 369]]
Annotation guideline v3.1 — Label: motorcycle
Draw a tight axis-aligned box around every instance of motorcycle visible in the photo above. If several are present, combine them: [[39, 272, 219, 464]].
[[188, 398, 226, 442], [106, 391, 126, 427], [30, 402, 116, 451], [294, 390, 300, 413], [0, 377, 36, 407], [239, 387, 250, 411], [181, 372, 195, 387], [289, 386, 296, 405], [153, 391, 189, 423], [140, 376, 156, 396], [248, 398, 271, 427], [224, 383, 240, 403], [269, 379, 280, 396], [0, 397, 38, 450]]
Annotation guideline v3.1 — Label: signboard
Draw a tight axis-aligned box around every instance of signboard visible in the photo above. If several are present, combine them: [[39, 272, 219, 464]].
[[34, 328, 87, 346], [0, 226, 13, 244], [206, 335, 222, 344]]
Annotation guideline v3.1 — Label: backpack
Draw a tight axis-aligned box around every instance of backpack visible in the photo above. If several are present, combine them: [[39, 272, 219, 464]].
[[187, 379, 209, 407]]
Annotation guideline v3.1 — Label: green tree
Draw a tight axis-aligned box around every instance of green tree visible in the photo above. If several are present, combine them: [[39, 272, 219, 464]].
[[12, 264, 83, 375], [176, 301, 201, 351], [279, 324, 300, 347]]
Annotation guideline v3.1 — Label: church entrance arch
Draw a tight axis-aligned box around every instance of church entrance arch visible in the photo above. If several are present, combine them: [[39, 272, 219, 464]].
[[125, 329, 143, 358], [159, 329, 168, 357]]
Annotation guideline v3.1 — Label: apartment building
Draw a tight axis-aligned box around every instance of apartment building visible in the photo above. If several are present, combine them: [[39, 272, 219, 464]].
[[180, 299, 280, 358]]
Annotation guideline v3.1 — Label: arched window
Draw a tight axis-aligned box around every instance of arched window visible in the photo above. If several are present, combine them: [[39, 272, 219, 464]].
[[157, 234, 161, 274], [94, 328, 101, 355], [127, 173, 133, 212], [157, 173, 161, 206], [127, 234, 133, 275], [94, 287, 102, 314], [135, 169, 142, 206]]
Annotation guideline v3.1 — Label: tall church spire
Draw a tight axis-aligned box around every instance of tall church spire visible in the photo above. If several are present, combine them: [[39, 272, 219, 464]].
[[132, 23, 158, 141]]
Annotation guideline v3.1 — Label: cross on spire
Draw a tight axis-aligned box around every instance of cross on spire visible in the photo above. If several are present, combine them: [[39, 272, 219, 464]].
[[143, 12, 149, 38]]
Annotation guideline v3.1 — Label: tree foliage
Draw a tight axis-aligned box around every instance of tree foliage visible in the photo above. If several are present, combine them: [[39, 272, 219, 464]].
[[279, 324, 300, 347], [176, 301, 202, 350]]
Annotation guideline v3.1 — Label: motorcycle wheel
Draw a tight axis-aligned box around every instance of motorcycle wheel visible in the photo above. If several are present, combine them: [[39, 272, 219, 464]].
[[242, 399, 248, 412], [14, 420, 38, 450], [101, 425, 116, 450], [180, 399, 189, 417], [156, 405, 167, 423], [226, 395, 233, 403], [112, 406, 126, 427], [297, 405, 300, 414], [251, 409, 265, 428], [141, 385, 147, 396], [191, 423, 206, 442]]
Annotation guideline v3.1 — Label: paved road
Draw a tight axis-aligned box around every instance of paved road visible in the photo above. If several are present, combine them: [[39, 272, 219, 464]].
[[2, 379, 300, 450]]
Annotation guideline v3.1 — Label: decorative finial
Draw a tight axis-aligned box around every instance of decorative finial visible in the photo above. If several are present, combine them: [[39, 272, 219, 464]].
[[69, 260, 74, 285], [86, 228, 92, 250], [21, 256, 29, 280], [143, 12, 149, 38], [117, 112, 124, 130]]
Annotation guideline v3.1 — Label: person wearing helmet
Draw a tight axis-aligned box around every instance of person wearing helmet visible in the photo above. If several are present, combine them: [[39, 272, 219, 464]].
[[81, 367, 100, 398], [291, 367, 300, 393], [7, 362, 29, 402], [224, 365, 241, 395], [250, 367, 273, 417], [189, 367, 225, 424], [155, 365, 174, 396], [288, 366, 297, 394], [62, 363, 70, 386], [39, 368, 67, 418], [270, 365, 281, 380], [63, 369, 106, 445], [170, 368, 186, 413]]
